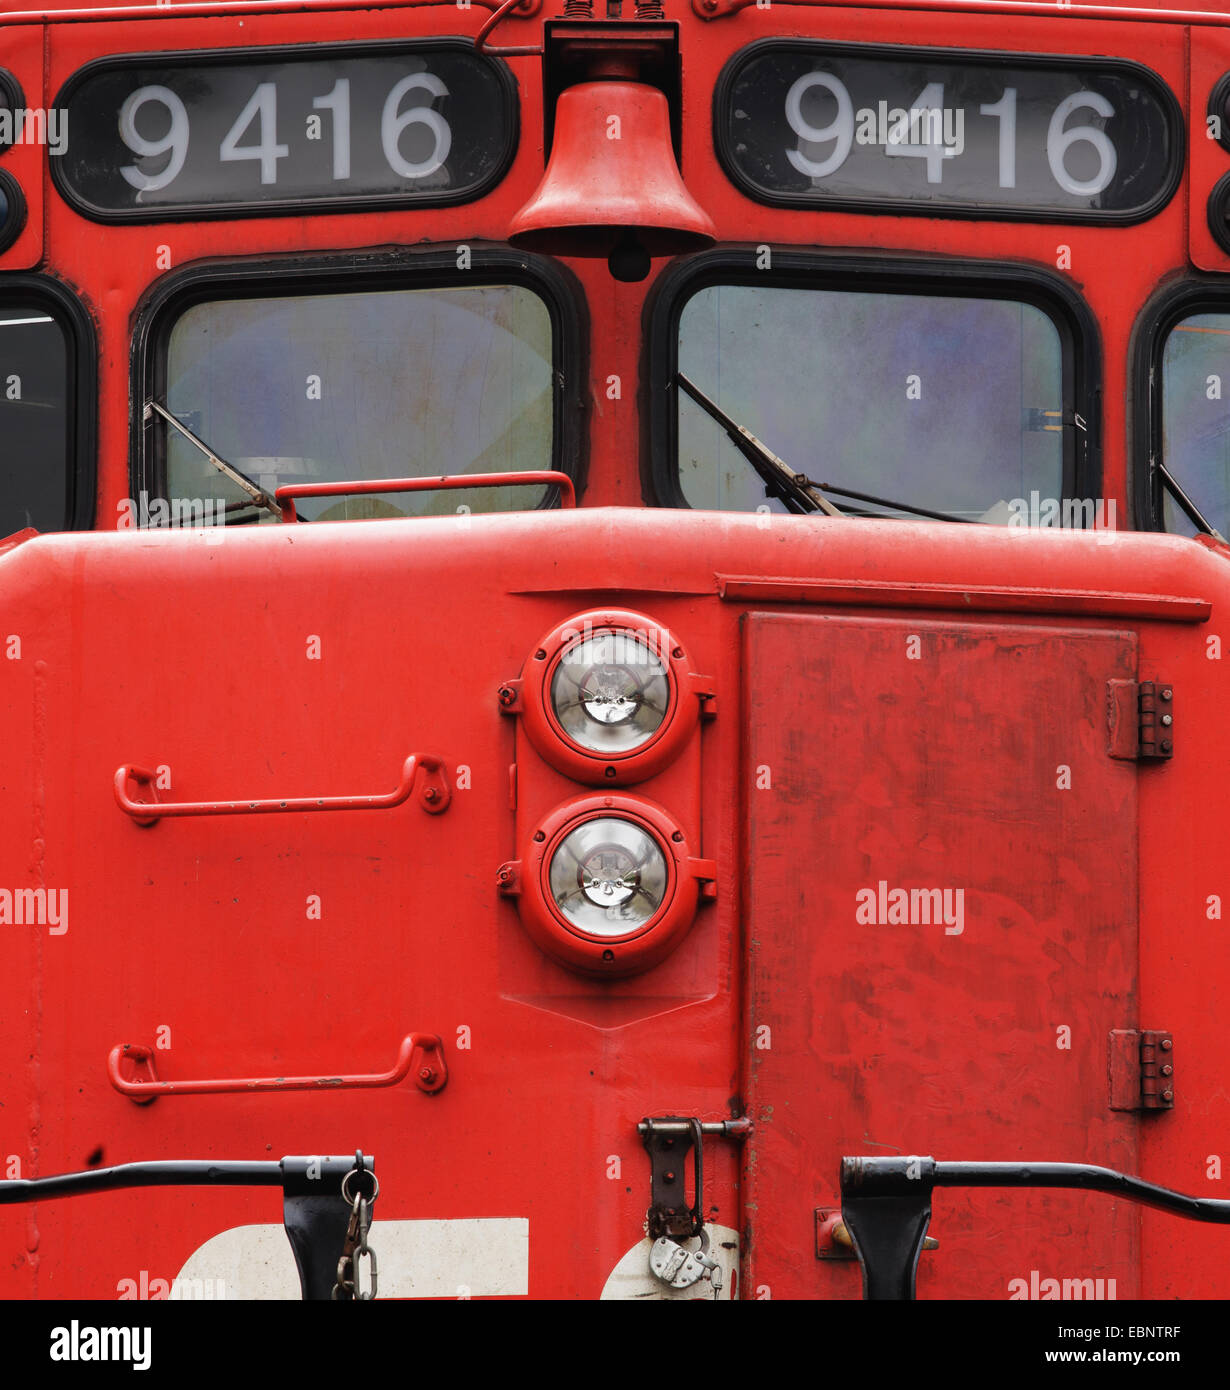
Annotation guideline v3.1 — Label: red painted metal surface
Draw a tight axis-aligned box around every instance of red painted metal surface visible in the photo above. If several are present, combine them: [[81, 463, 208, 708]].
[[0, 0, 1229, 1304]]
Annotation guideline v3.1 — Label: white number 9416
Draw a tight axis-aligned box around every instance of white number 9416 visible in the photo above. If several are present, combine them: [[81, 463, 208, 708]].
[[118, 73, 452, 192], [783, 72, 1117, 197]]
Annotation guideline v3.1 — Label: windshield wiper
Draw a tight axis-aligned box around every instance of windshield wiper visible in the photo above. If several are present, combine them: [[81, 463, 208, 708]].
[[676, 373, 842, 516], [1157, 460, 1227, 542], [676, 373, 973, 524], [143, 400, 284, 521]]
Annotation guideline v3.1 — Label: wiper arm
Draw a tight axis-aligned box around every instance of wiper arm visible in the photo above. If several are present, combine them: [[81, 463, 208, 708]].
[[677, 374, 973, 523], [143, 400, 283, 521], [1157, 460, 1226, 542], [675, 373, 843, 517]]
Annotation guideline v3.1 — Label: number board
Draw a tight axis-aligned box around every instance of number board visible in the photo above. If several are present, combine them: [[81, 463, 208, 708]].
[[715, 41, 1181, 222], [52, 41, 516, 221]]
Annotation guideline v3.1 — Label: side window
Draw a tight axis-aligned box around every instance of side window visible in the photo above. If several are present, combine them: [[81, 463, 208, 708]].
[[151, 278, 559, 521], [1157, 312, 1230, 538], [673, 281, 1070, 522], [0, 291, 86, 536]]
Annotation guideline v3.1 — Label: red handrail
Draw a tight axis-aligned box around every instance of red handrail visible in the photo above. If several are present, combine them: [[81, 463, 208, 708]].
[[115, 754, 450, 824], [108, 1034, 447, 1100], [275, 471, 576, 522]]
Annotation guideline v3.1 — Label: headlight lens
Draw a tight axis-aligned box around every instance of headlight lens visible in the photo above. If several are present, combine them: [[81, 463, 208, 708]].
[[549, 630, 671, 754], [547, 816, 668, 937]]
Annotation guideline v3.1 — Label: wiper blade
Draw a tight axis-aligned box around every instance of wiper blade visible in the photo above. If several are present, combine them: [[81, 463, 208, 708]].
[[677, 374, 972, 523], [1157, 460, 1226, 542], [811, 482, 973, 524], [675, 372, 843, 517], [143, 400, 283, 521]]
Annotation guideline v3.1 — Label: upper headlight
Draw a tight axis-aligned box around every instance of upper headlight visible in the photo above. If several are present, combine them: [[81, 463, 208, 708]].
[[503, 609, 712, 785], [550, 630, 670, 755]]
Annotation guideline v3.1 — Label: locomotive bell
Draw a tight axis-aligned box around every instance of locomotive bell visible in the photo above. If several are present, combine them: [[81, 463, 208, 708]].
[[509, 79, 716, 270]]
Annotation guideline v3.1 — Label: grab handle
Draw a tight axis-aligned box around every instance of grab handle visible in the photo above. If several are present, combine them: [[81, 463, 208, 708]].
[[109, 1034, 447, 1102], [276, 471, 576, 522], [115, 753, 450, 825]]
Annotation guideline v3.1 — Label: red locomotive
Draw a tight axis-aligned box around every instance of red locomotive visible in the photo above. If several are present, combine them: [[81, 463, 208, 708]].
[[2, 0, 1230, 1302]]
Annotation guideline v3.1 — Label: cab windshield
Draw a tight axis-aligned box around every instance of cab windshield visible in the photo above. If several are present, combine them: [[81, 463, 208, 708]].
[[675, 282, 1067, 522], [160, 281, 555, 520]]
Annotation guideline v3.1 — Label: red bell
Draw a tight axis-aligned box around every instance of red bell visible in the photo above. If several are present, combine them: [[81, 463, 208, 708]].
[[509, 81, 716, 260]]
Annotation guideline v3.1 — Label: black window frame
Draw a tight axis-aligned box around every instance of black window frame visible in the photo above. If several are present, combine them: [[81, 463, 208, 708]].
[[130, 245, 589, 515], [643, 247, 1101, 516], [0, 274, 97, 533], [1131, 276, 1230, 535]]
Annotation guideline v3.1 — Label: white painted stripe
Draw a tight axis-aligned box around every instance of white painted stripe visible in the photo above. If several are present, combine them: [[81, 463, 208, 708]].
[[172, 1218, 529, 1299]]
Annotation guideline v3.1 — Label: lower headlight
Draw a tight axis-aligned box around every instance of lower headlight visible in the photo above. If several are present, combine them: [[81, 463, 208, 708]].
[[547, 815, 668, 937], [498, 795, 716, 977]]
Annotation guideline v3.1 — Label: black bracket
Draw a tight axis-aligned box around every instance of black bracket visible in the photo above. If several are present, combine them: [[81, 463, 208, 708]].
[[0, 1152, 376, 1301], [641, 1116, 704, 1239], [283, 1154, 378, 1300], [839, 1155, 1230, 1300]]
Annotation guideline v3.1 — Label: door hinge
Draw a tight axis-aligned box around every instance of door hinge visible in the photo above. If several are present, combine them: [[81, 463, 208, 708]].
[[1107, 680, 1174, 761], [1109, 1029, 1175, 1111]]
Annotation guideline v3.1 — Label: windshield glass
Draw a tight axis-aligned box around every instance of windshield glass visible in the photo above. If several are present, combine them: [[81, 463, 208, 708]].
[[676, 283, 1066, 521], [163, 282, 555, 520], [1159, 312, 1230, 538], [0, 306, 71, 535]]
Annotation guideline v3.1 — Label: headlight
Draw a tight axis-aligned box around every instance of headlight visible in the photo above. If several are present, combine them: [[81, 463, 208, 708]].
[[498, 796, 716, 977], [547, 815, 668, 936], [550, 631, 670, 754], [503, 609, 712, 785]]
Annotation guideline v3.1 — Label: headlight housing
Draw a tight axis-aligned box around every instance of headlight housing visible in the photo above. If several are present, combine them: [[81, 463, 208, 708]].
[[498, 795, 715, 976], [501, 609, 710, 785]]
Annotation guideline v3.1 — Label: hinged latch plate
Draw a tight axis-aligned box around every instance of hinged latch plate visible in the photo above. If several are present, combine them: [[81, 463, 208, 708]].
[[1109, 1029, 1175, 1110]]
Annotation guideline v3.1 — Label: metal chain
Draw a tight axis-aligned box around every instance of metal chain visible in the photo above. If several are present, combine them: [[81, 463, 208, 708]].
[[332, 1151, 378, 1300]]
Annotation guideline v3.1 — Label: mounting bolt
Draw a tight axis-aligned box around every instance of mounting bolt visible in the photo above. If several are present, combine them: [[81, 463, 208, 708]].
[[1161, 688, 1173, 701], [1161, 1089, 1174, 1102], [424, 786, 439, 802], [1160, 739, 1173, 753], [1161, 1064, 1173, 1076], [419, 1067, 437, 1085], [1161, 1037, 1173, 1051], [1161, 714, 1173, 727], [498, 685, 517, 707]]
